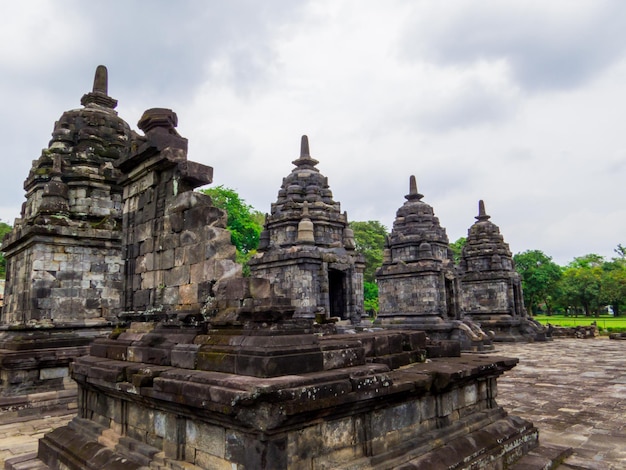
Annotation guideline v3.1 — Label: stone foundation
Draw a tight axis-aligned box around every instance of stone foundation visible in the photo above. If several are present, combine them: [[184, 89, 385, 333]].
[[12, 319, 539, 470]]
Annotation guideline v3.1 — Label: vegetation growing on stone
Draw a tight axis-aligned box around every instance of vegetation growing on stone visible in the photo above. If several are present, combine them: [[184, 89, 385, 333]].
[[200, 185, 264, 274]]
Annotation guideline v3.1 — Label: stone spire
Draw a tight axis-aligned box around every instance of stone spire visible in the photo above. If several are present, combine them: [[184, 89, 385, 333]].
[[80, 65, 118, 109], [1, 65, 132, 324], [249, 134, 365, 321], [476, 199, 491, 222], [261, 135, 344, 248], [376, 175, 486, 348], [459, 200, 542, 340], [387, 175, 449, 254], [461, 200, 511, 271], [406, 175, 424, 202], [292, 134, 320, 169]]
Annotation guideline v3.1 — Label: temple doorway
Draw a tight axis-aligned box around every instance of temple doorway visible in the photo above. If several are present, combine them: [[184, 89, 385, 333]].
[[328, 269, 347, 320]]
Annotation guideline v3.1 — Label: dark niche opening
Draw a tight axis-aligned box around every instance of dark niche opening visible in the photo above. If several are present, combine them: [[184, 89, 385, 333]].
[[328, 269, 347, 320]]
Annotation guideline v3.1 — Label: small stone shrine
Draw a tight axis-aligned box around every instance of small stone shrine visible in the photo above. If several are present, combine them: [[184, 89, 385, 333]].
[[459, 200, 547, 341], [3, 68, 565, 470], [248, 136, 365, 323], [375, 176, 491, 350], [0, 66, 130, 420]]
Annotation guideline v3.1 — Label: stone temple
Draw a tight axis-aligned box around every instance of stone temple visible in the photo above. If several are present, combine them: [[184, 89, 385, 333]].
[[1, 67, 565, 469], [249, 135, 364, 323], [0, 66, 130, 419], [459, 200, 547, 342], [375, 176, 492, 350], [374, 176, 546, 346]]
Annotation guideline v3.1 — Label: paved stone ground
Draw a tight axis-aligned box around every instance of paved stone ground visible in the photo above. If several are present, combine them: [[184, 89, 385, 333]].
[[0, 337, 624, 469], [0, 414, 72, 467], [496, 337, 626, 470]]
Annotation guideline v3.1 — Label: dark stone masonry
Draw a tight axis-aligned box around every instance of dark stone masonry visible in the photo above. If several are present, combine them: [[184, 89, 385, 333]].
[[459, 200, 547, 342], [1, 66, 565, 469], [249, 135, 365, 323], [0, 66, 130, 419]]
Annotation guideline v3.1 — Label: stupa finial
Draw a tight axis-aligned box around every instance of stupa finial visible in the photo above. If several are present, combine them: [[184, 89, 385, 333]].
[[405, 175, 424, 201], [476, 200, 491, 221], [292, 134, 319, 168], [93, 65, 108, 94], [81, 65, 117, 109], [300, 135, 310, 158]]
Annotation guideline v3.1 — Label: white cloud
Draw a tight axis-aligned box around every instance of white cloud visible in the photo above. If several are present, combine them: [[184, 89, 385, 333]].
[[1, 0, 626, 265]]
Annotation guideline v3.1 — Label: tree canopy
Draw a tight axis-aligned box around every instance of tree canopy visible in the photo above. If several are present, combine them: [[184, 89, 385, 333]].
[[513, 250, 562, 315], [544, 249, 626, 317], [350, 220, 388, 314], [199, 186, 264, 272], [449, 237, 467, 264], [350, 220, 387, 284]]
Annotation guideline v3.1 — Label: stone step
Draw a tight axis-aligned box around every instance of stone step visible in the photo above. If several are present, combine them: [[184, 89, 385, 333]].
[[4, 452, 50, 470], [509, 444, 573, 470], [557, 454, 618, 470]]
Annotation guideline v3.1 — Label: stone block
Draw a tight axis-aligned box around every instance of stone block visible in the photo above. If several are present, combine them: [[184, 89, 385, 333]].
[[371, 401, 420, 439], [373, 335, 390, 356], [127, 346, 171, 365], [171, 344, 200, 369], [160, 249, 175, 269], [165, 265, 190, 286], [39, 367, 69, 380], [185, 420, 225, 457], [463, 383, 478, 407], [179, 283, 198, 306], [193, 449, 232, 470]]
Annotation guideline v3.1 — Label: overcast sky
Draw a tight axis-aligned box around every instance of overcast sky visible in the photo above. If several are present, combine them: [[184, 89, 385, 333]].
[[1, 0, 625, 265]]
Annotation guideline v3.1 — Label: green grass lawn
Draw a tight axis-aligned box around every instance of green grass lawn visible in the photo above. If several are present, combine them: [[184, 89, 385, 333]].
[[534, 315, 626, 333]]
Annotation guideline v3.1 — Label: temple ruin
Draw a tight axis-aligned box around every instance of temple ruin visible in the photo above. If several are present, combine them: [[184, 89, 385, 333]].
[[248, 135, 364, 323], [459, 200, 547, 342], [374, 176, 547, 346], [1, 66, 565, 469], [0, 66, 129, 420], [375, 176, 492, 350]]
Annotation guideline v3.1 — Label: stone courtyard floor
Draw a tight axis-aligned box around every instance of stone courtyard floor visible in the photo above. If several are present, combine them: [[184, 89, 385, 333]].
[[496, 336, 626, 469], [0, 337, 624, 469]]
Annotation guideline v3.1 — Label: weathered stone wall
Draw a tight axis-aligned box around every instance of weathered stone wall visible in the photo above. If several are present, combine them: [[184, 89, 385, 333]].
[[378, 270, 445, 316], [116, 108, 241, 314], [390, 243, 449, 263], [252, 259, 317, 309], [2, 240, 121, 324], [71, 378, 496, 469], [460, 279, 510, 315]]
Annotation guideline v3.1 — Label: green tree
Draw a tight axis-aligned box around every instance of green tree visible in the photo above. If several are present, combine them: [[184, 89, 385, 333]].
[[513, 250, 562, 315], [363, 281, 379, 315], [200, 186, 263, 272], [568, 253, 604, 269], [350, 221, 388, 284], [0, 221, 12, 279], [557, 255, 604, 316], [449, 237, 467, 264], [350, 220, 388, 315], [599, 257, 626, 317]]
